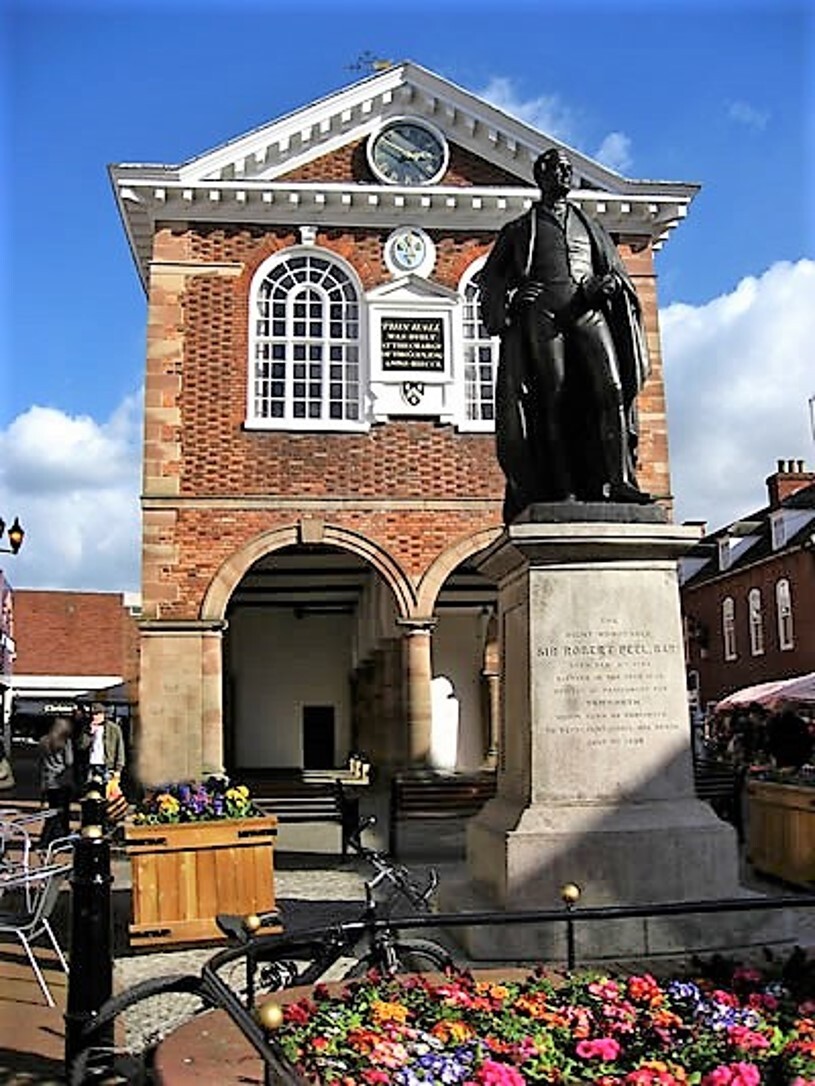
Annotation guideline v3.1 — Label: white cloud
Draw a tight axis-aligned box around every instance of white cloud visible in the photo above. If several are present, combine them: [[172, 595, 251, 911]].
[[478, 76, 634, 173], [478, 76, 580, 144], [727, 100, 770, 130], [0, 395, 142, 592], [594, 131, 632, 173], [661, 259, 815, 531]]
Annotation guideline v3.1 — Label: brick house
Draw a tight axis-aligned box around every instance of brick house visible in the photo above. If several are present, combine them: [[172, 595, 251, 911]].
[[680, 459, 815, 711], [110, 61, 697, 785], [7, 589, 140, 738]]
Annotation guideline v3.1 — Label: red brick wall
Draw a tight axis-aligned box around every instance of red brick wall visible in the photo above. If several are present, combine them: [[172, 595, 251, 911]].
[[682, 550, 815, 706], [278, 138, 525, 187], [13, 590, 139, 681]]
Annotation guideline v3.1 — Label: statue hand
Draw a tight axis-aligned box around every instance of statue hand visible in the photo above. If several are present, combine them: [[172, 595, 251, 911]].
[[581, 273, 619, 305], [516, 282, 545, 305]]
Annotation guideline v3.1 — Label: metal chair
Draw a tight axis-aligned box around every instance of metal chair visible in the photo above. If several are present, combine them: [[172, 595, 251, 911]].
[[0, 860, 71, 1006], [0, 811, 63, 907]]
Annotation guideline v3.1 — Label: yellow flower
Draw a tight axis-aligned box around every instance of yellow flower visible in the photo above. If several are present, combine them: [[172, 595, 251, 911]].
[[430, 1020, 474, 1043], [370, 1000, 409, 1026]]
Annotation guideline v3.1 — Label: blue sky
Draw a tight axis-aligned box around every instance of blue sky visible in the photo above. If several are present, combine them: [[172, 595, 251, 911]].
[[1, 0, 813, 591]]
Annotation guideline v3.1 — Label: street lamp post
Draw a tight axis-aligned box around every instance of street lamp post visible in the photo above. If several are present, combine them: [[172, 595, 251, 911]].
[[0, 517, 24, 555]]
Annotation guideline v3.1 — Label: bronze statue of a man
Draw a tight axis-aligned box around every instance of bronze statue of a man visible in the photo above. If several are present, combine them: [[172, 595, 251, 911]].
[[480, 147, 652, 523]]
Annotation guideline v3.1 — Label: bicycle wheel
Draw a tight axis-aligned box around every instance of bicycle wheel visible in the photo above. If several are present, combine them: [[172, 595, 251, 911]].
[[343, 937, 453, 979], [67, 973, 211, 1086], [395, 937, 454, 974]]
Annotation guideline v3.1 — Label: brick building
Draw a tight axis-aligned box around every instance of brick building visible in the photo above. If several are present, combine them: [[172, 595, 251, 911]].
[[680, 460, 815, 711], [110, 61, 697, 785], [6, 589, 140, 739]]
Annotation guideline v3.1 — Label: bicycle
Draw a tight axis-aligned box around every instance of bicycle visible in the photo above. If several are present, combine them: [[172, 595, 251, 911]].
[[68, 816, 453, 1084]]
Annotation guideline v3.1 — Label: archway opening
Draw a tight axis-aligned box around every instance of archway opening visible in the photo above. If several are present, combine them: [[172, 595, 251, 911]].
[[430, 558, 498, 772], [222, 543, 404, 776]]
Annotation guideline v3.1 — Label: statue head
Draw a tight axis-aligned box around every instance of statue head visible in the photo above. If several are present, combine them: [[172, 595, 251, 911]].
[[533, 148, 573, 200]]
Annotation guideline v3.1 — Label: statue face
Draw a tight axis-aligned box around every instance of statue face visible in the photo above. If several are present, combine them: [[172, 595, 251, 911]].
[[536, 151, 573, 199]]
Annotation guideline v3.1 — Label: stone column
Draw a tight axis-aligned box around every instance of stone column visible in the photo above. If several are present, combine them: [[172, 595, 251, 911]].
[[482, 614, 500, 770], [138, 619, 226, 785], [398, 618, 437, 767]]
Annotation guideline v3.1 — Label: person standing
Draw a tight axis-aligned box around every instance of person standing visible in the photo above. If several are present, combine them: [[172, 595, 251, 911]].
[[479, 147, 651, 522], [78, 702, 125, 788], [38, 716, 75, 849]]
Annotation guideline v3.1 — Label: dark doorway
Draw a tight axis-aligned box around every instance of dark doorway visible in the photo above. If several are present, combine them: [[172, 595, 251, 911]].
[[302, 705, 335, 769]]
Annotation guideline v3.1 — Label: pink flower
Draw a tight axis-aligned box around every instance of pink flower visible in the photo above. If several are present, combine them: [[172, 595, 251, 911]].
[[576, 1037, 622, 1062], [727, 1025, 770, 1051], [476, 1060, 526, 1086], [589, 978, 622, 1001], [701, 1063, 761, 1086]]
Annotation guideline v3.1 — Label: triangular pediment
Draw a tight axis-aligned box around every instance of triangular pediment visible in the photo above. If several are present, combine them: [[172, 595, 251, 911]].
[[366, 274, 460, 303], [173, 62, 641, 194], [111, 61, 700, 289]]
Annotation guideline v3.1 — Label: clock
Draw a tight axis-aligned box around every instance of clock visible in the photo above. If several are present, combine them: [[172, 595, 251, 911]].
[[368, 118, 449, 186], [384, 226, 435, 276]]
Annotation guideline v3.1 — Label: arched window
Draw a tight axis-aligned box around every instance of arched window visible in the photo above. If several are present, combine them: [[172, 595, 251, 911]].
[[248, 251, 364, 429], [459, 260, 499, 429], [775, 578, 794, 650], [722, 596, 737, 661], [748, 588, 764, 656]]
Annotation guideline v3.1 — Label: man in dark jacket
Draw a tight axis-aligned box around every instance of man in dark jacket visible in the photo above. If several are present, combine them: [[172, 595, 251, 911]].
[[77, 702, 125, 787], [479, 148, 652, 523]]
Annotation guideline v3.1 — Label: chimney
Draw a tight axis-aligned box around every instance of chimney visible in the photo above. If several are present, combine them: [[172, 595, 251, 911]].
[[766, 459, 815, 509]]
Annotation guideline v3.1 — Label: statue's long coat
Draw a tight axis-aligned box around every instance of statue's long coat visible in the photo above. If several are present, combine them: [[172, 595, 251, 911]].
[[479, 202, 651, 512]]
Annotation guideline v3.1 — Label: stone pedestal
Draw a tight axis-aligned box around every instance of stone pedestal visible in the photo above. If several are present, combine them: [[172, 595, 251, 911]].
[[442, 507, 789, 960]]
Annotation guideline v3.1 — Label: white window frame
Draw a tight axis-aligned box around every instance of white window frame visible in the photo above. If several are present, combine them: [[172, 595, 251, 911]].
[[748, 588, 764, 656], [457, 257, 499, 432], [246, 247, 368, 431], [775, 578, 794, 650], [722, 596, 737, 661]]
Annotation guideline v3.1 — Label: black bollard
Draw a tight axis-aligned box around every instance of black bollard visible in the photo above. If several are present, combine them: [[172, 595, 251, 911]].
[[64, 792, 114, 1080]]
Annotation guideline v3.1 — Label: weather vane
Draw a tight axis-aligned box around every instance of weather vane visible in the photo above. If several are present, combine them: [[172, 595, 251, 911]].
[[346, 52, 393, 74]]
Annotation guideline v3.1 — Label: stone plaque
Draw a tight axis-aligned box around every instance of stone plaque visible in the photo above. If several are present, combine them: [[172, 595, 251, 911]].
[[528, 568, 692, 803], [380, 316, 445, 372]]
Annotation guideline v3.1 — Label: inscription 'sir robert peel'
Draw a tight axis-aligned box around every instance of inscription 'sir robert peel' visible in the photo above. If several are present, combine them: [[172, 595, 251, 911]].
[[537, 641, 678, 657]]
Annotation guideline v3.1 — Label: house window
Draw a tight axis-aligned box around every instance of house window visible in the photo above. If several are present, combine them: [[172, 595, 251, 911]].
[[248, 251, 364, 429], [776, 578, 794, 650], [748, 588, 764, 656], [460, 261, 499, 428], [722, 596, 737, 661]]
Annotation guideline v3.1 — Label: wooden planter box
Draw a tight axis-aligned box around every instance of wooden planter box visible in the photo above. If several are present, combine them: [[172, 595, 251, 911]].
[[747, 779, 815, 888], [124, 816, 280, 948]]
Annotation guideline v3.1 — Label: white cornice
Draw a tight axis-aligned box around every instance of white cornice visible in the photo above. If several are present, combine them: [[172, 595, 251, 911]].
[[114, 178, 691, 290]]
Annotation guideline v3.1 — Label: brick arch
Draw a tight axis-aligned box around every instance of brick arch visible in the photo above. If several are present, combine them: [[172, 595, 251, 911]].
[[200, 523, 417, 622], [415, 525, 502, 615]]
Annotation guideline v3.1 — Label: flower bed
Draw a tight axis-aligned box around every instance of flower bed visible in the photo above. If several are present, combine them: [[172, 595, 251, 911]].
[[274, 963, 815, 1085], [132, 776, 259, 824]]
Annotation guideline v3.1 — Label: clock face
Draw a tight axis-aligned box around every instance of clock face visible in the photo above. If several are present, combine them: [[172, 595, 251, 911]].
[[384, 227, 435, 277], [368, 120, 448, 186]]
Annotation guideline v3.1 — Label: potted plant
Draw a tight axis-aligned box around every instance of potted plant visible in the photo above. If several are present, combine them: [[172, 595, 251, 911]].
[[125, 777, 280, 948]]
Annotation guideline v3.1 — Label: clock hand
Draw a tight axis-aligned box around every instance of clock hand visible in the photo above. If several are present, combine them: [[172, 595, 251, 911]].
[[380, 135, 411, 160]]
